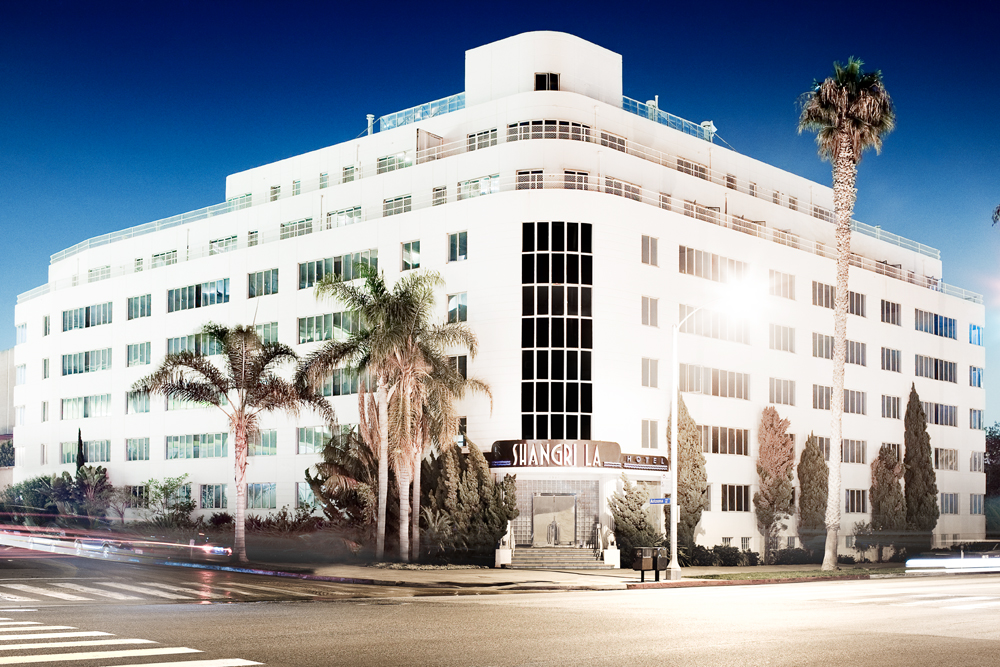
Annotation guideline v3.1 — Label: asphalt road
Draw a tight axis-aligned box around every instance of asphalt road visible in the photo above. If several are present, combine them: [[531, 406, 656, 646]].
[[1, 550, 1000, 666]]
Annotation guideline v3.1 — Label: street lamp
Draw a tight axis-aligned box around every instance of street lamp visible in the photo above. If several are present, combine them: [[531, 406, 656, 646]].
[[666, 282, 760, 581]]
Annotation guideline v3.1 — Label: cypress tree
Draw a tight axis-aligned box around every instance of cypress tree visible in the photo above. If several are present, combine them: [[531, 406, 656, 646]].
[[904, 383, 939, 553], [753, 406, 795, 564], [609, 473, 659, 567], [797, 433, 828, 556], [870, 443, 906, 562], [75, 429, 86, 471], [665, 393, 708, 549]]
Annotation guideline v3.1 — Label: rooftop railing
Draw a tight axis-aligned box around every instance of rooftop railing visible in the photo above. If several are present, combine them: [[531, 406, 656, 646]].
[[622, 97, 714, 142], [377, 92, 465, 132]]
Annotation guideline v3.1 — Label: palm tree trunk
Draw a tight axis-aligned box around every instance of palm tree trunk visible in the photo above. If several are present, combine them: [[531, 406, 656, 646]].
[[411, 441, 422, 562], [376, 379, 389, 561], [823, 134, 858, 571], [234, 425, 249, 563], [397, 458, 412, 562]]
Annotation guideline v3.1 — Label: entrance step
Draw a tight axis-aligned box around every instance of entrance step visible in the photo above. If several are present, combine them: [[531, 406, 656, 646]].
[[508, 546, 615, 570]]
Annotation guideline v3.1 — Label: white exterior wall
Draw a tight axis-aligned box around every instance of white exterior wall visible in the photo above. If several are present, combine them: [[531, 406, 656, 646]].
[[13, 31, 985, 551]]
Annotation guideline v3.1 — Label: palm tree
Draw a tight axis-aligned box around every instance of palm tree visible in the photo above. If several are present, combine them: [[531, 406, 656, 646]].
[[799, 58, 895, 570], [992, 205, 999, 225], [134, 323, 332, 562]]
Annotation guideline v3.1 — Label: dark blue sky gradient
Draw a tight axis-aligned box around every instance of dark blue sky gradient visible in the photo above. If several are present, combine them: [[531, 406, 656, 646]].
[[2, 1, 997, 413]]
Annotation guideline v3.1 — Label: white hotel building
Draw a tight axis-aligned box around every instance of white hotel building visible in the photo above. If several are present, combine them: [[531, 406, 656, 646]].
[[11, 32, 986, 553]]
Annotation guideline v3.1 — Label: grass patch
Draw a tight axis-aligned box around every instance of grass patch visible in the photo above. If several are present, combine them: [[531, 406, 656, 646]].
[[693, 568, 905, 581]]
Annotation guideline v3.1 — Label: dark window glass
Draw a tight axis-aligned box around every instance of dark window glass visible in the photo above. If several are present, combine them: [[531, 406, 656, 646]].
[[522, 223, 534, 252], [567, 351, 578, 380], [552, 221, 565, 252], [567, 223, 579, 252], [537, 222, 549, 251], [581, 351, 592, 381], [551, 382, 564, 412], [536, 254, 549, 283], [581, 383, 593, 413], [566, 255, 579, 283], [521, 319, 534, 347], [551, 350, 564, 379], [566, 414, 579, 439], [536, 415, 548, 440], [581, 287, 592, 317], [522, 286, 534, 315], [535, 318, 549, 348], [552, 253, 565, 284], [550, 414, 564, 440], [522, 350, 534, 380], [581, 319, 593, 348], [566, 383, 579, 412], [582, 224, 592, 253], [568, 287, 579, 315], [536, 350, 548, 379], [552, 318, 565, 347], [536, 286, 549, 315], [582, 255, 593, 285], [522, 414, 534, 440], [535, 73, 548, 91], [535, 382, 549, 412], [552, 286, 564, 316], [566, 318, 579, 347], [521, 255, 534, 284], [521, 383, 534, 412]]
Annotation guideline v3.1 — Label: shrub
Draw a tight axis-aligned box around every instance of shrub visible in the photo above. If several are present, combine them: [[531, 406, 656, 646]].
[[712, 545, 742, 566], [209, 512, 234, 528], [837, 554, 856, 565], [741, 550, 760, 566], [772, 547, 819, 565]]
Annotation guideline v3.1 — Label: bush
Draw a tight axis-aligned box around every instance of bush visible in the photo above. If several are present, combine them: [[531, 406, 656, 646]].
[[712, 545, 742, 566], [244, 505, 324, 535], [209, 512, 234, 528], [837, 554, 856, 565], [741, 550, 760, 566], [772, 547, 819, 565], [685, 544, 715, 566]]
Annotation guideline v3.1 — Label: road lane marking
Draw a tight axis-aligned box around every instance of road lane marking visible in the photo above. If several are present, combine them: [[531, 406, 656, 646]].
[[947, 600, 1000, 610], [51, 584, 141, 600], [98, 660, 262, 667], [141, 583, 226, 599], [0, 593, 35, 603], [890, 595, 989, 607], [0, 624, 40, 627], [94, 583, 192, 600], [0, 632, 111, 641], [215, 583, 317, 597], [0, 585, 89, 601], [0, 639, 154, 651], [0, 627, 75, 633], [0, 646, 200, 664]]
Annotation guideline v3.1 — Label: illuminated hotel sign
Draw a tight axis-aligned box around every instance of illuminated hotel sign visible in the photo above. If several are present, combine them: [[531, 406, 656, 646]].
[[489, 440, 669, 471]]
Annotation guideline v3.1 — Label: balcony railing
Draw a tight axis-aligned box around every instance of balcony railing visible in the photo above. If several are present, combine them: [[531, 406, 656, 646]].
[[377, 92, 465, 132], [622, 97, 714, 142]]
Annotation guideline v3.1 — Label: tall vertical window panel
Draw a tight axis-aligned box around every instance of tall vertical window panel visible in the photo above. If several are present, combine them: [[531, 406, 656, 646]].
[[699, 426, 749, 455], [127, 295, 152, 320], [201, 485, 227, 509], [678, 364, 749, 399], [915, 355, 956, 383], [62, 348, 112, 375], [126, 391, 150, 414], [126, 438, 150, 461], [299, 250, 378, 288], [61, 394, 111, 420], [325, 206, 362, 229], [881, 299, 901, 325], [298, 311, 360, 344], [641, 419, 658, 449], [970, 324, 985, 346], [769, 270, 795, 299], [63, 302, 113, 331], [247, 483, 277, 509], [881, 395, 900, 419], [881, 347, 901, 372], [165, 433, 228, 459], [449, 231, 468, 261], [248, 269, 278, 298], [251, 430, 277, 456], [915, 309, 956, 339], [769, 378, 795, 406], [447, 293, 468, 323], [970, 366, 984, 387], [768, 324, 794, 352], [680, 305, 749, 344], [167, 279, 230, 313], [922, 402, 958, 427], [297, 426, 330, 455], [678, 246, 748, 283]]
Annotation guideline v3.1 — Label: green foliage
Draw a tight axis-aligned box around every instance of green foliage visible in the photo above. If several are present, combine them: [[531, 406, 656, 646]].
[[903, 384, 939, 553], [209, 512, 234, 528], [0, 440, 14, 467], [753, 406, 795, 564], [141, 474, 196, 527], [851, 521, 874, 561], [685, 544, 760, 567], [244, 505, 323, 535], [772, 548, 820, 565], [985, 422, 1000, 498], [1, 476, 58, 524], [869, 443, 906, 561], [987, 497, 1000, 539], [609, 474, 662, 568], [666, 394, 708, 549], [797, 434, 829, 555], [76, 429, 85, 471]]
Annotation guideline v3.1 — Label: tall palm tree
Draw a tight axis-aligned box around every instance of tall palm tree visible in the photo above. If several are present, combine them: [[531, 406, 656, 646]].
[[799, 58, 894, 569], [134, 323, 332, 562], [992, 205, 999, 225]]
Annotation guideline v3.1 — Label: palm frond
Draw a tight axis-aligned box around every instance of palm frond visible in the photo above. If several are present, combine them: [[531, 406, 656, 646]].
[[993, 204, 1000, 226]]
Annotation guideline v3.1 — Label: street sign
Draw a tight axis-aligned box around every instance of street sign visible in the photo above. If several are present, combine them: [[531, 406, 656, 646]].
[[649, 498, 669, 505]]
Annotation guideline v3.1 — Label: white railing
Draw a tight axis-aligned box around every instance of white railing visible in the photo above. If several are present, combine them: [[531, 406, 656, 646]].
[[378, 92, 466, 132], [623, 96, 713, 141]]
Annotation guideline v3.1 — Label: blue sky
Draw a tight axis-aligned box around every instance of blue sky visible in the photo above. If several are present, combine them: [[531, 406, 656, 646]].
[[2, 1, 997, 416]]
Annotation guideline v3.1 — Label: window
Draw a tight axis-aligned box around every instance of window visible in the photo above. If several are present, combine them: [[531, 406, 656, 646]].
[[516, 170, 543, 190], [401, 241, 420, 271], [280, 218, 314, 239], [15, 323, 26, 344], [970, 324, 985, 346], [846, 340, 867, 366], [678, 364, 750, 399], [269, 185, 280, 202], [41, 402, 48, 422], [845, 489, 868, 513], [248, 269, 279, 298], [699, 426, 749, 456], [167, 333, 222, 356], [251, 430, 277, 456], [641, 358, 658, 388], [605, 176, 641, 201], [812, 281, 835, 309], [679, 305, 749, 344], [882, 395, 900, 419], [247, 483, 277, 509], [450, 355, 468, 379], [319, 172, 329, 189], [125, 486, 149, 508], [14, 365, 25, 385], [60, 443, 76, 464], [914, 354, 957, 383], [448, 232, 467, 262], [641, 236, 658, 266], [915, 309, 957, 339], [299, 249, 377, 288], [42, 358, 49, 379], [256, 322, 278, 344], [88, 265, 110, 282], [60, 394, 111, 420], [726, 174, 737, 190], [534, 72, 559, 91], [126, 438, 150, 461], [848, 292, 867, 317], [844, 389, 867, 415], [209, 235, 237, 255], [151, 250, 177, 268], [127, 294, 152, 320], [881, 299, 901, 325], [881, 347, 901, 372], [940, 493, 959, 515], [934, 448, 959, 471], [769, 324, 795, 352], [971, 494, 985, 515], [467, 129, 497, 151], [677, 158, 708, 180], [772, 191, 782, 205], [383, 195, 412, 216], [292, 180, 301, 196], [298, 311, 360, 344], [167, 279, 230, 313], [922, 402, 958, 427], [126, 391, 149, 414], [641, 296, 658, 327], [135, 258, 144, 272], [508, 120, 590, 143], [343, 165, 355, 182], [722, 485, 750, 512], [14, 406, 24, 427], [769, 378, 795, 406], [812, 333, 833, 360], [564, 170, 589, 190], [84, 440, 111, 463], [43, 315, 50, 337], [813, 385, 832, 410], [842, 440, 867, 464], [971, 366, 984, 388], [679, 246, 748, 284], [201, 485, 227, 510], [971, 409, 985, 430], [641, 419, 658, 449], [447, 293, 467, 323], [321, 368, 371, 397], [880, 443, 901, 463], [769, 270, 795, 300], [816, 437, 832, 461], [248, 231, 258, 247], [127, 342, 151, 367], [972, 451, 985, 473], [457, 174, 499, 200], [788, 196, 798, 212], [297, 483, 316, 509], [377, 153, 411, 174], [166, 433, 228, 459], [455, 418, 468, 448], [433, 186, 447, 206], [62, 302, 112, 331]]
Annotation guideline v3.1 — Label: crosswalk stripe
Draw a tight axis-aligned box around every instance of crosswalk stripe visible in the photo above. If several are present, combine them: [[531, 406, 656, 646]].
[[0, 594, 35, 603], [947, 600, 1000, 610], [0, 585, 88, 601], [94, 583, 192, 600], [0, 646, 200, 664], [215, 583, 316, 597], [0, 639, 154, 651], [0, 632, 111, 641], [51, 584, 140, 600], [141, 583, 226, 599], [893, 596, 996, 607], [0, 627, 75, 634], [98, 660, 263, 667], [0, 624, 40, 627]]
